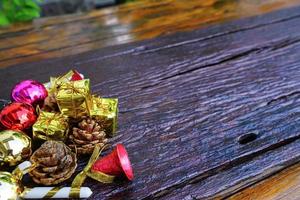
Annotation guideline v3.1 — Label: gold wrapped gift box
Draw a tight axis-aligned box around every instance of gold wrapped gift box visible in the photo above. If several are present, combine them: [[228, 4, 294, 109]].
[[90, 97, 118, 137], [33, 111, 69, 141], [43, 70, 118, 137], [56, 79, 92, 119]]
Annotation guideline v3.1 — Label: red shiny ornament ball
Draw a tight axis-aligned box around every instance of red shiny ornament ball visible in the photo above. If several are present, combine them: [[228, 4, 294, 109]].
[[11, 80, 48, 107], [0, 102, 37, 130]]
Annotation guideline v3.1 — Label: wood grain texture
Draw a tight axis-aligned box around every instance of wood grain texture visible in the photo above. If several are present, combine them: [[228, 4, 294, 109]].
[[2, 5, 300, 200], [229, 161, 300, 200], [1, 0, 300, 68], [162, 136, 300, 200]]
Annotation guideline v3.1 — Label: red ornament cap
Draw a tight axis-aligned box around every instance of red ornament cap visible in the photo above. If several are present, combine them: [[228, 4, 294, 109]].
[[0, 102, 37, 130]]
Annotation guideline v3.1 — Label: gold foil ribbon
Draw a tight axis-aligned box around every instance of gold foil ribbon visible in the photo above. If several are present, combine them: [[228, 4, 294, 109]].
[[22, 186, 65, 199], [43, 187, 63, 198], [12, 162, 35, 181], [12, 161, 36, 197], [12, 167, 24, 181], [16, 162, 79, 199], [48, 70, 77, 94], [70, 144, 115, 198]]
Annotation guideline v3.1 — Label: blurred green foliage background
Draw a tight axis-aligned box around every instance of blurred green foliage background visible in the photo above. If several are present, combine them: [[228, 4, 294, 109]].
[[0, 0, 136, 26], [0, 0, 42, 26]]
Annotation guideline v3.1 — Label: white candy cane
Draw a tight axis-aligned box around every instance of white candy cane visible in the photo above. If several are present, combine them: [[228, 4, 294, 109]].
[[15, 161, 93, 199], [22, 187, 92, 199]]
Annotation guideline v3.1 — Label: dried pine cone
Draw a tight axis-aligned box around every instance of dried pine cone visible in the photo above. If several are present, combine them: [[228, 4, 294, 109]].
[[29, 141, 77, 185], [21, 147, 32, 160], [43, 93, 59, 112], [68, 118, 108, 155]]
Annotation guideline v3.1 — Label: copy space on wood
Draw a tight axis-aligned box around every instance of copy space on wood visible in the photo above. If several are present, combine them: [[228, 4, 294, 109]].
[[1, 0, 300, 68], [1, 5, 300, 200]]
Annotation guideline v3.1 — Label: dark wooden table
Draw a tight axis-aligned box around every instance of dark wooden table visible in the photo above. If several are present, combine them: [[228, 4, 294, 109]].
[[2, 0, 300, 199]]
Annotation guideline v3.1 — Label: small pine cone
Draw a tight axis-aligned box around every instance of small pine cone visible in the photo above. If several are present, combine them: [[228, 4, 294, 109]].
[[43, 93, 59, 112], [21, 147, 32, 160], [68, 118, 108, 155], [29, 141, 77, 185]]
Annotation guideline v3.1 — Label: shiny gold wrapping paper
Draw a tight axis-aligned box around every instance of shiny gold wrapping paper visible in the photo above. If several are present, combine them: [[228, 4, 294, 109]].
[[0, 130, 32, 166], [47, 70, 77, 93], [44, 71, 118, 136], [56, 79, 92, 118], [90, 97, 118, 137], [0, 171, 20, 200], [32, 111, 69, 141]]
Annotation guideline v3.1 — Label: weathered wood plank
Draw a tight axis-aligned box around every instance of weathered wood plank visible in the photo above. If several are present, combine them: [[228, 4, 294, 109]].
[[1, 0, 300, 68], [228, 161, 300, 200], [2, 6, 300, 199], [158, 90, 300, 199], [162, 132, 300, 199]]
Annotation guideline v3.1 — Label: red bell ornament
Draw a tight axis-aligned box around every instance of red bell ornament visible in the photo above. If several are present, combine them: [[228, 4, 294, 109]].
[[91, 144, 134, 181], [70, 70, 84, 81], [0, 102, 37, 130], [11, 80, 48, 107]]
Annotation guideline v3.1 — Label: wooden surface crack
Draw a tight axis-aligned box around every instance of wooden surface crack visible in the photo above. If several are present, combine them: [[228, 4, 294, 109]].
[[266, 91, 300, 106], [133, 13, 300, 56], [140, 37, 300, 91]]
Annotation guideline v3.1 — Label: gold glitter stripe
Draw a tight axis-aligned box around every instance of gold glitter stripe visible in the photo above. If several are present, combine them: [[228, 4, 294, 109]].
[[69, 187, 81, 198], [44, 187, 63, 198]]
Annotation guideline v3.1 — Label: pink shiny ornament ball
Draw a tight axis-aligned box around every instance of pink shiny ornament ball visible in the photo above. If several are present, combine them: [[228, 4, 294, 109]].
[[11, 80, 48, 107], [0, 102, 37, 131]]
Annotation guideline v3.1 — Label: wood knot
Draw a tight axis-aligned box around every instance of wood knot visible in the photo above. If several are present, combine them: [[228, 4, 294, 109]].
[[238, 132, 258, 144]]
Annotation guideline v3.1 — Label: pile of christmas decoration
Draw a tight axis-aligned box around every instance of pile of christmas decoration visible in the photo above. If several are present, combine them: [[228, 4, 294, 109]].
[[0, 70, 133, 199]]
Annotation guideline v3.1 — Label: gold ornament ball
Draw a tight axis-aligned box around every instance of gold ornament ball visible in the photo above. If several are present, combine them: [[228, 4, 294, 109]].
[[0, 171, 21, 200], [0, 130, 32, 166]]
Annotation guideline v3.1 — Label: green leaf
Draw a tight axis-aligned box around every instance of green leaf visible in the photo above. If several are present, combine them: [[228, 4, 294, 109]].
[[24, 1, 40, 10], [2, 0, 15, 12], [14, 8, 40, 21], [2, 0, 17, 21], [0, 12, 10, 26], [0, 0, 42, 23], [12, 0, 23, 7]]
